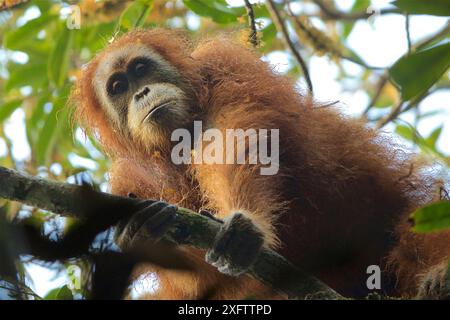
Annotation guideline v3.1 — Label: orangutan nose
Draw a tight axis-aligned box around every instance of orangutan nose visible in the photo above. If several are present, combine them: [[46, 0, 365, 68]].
[[135, 86, 150, 102]]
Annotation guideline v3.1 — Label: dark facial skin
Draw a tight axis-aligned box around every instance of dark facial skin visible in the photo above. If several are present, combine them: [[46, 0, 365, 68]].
[[94, 46, 196, 147], [106, 56, 188, 127]]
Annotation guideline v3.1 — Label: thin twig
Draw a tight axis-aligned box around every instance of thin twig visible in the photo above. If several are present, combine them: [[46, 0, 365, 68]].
[[412, 99, 421, 144], [374, 21, 450, 127], [312, 0, 400, 21], [340, 54, 384, 70], [361, 73, 389, 116], [285, 5, 383, 71], [376, 89, 434, 129], [376, 101, 405, 129], [405, 14, 412, 54], [399, 88, 448, 116], [415, 21, 450, 50], [266, 0, 313, 94], [244, 0, 259, 48], [0, 283, 41, 300]]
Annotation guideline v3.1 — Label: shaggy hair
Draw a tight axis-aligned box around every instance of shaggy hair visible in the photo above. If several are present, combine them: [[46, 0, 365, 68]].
[[71, 29, 450, 299]]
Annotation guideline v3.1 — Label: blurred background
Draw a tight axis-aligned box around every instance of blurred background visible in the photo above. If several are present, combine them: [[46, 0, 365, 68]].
[[0, 0, 449, 299]]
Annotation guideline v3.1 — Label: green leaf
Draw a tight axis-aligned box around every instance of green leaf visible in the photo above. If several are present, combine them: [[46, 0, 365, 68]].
[[5, 62, 47, 91], [395, 124, 414, 141], [29, 93, 51, 129], [396, 123, 447, 159], [119, 0, 154, 31], [232, 1, 272, 18], [48, 26, 74, 89], [36, 104, 58, 166], [44, 285, 73, 300], [0, 100, 22, 122], [390, 43, 450, 100], [342, 23, 354, 39], [43, 289, 58, 300], [425, 126, 443, 149], [4, 13, 58, 50], [418, 110, 442, 119], [183, 0, 239, 24], [35, 1, 53, 12], [353, 0, 371, 12], [373, 95, 394, 109], [22, 211, 47, 230], [27, 92, 51, 148], [56, 285, 74, 300], [261, 23, 277, 43], [392, 0, 450, 16], [342, 0, 371, 38], [83, 22, 117, 54], [10, 39, 51, 59], [247, 2, 269, 18], [35, 89, 70, 166], [412, 201, 450, 233]]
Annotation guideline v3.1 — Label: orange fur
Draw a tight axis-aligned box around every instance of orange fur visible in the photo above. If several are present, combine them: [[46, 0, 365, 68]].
[[72, 28, 450, 299]]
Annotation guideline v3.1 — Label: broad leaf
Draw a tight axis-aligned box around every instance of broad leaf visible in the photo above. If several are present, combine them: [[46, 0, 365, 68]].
[[390, 43, 450, 100], [183, 0, 239, 24], [119, 0, 154, 30], [425, 126, 443, 150], [27, 92, 51, 148], [36, 103, 59, 166], [412, 201, 450, 233], [392, 0, 450, 16], [5, 62, 47, 91], [261, 23, 277, 43], [48, 26, 74, 89], [36, 89, 70, 166], [4, 13, 58, 50], [44, 285, 73, 300], [395, 124, 415, 142], [342, 0, 371, 38], [0, 100, 22, 122]]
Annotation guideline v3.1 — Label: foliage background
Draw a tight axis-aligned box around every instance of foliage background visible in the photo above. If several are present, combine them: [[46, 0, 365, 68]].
[[0, 0, 449, 299]]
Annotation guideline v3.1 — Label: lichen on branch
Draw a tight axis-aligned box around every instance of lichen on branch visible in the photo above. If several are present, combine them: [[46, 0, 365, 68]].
[[0, 166, 342, 300]]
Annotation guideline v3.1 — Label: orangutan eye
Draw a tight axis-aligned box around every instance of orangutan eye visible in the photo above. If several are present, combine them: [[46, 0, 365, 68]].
[[129, 57, 152, 78], [107, 73, 129, 95], [134, 62, 147, 77]]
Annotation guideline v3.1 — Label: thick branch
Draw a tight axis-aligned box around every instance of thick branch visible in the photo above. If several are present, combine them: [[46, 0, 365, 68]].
[[0, 166, 343, 300]]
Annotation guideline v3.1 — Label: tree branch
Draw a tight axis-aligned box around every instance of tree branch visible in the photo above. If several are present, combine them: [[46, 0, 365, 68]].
[[244, 0, 259, 48], [266, 0, 314, 95], [416, 21, 450, 51], [372, 21, 450, 127], [361, 73, 389, 117], [0, 166, 343, 300], [312, 0, 400, 21], [376, 100, 405, 129], [375, 88, 434, 129], [405, 14, 412, 54], [285, 5, 383, 71]]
